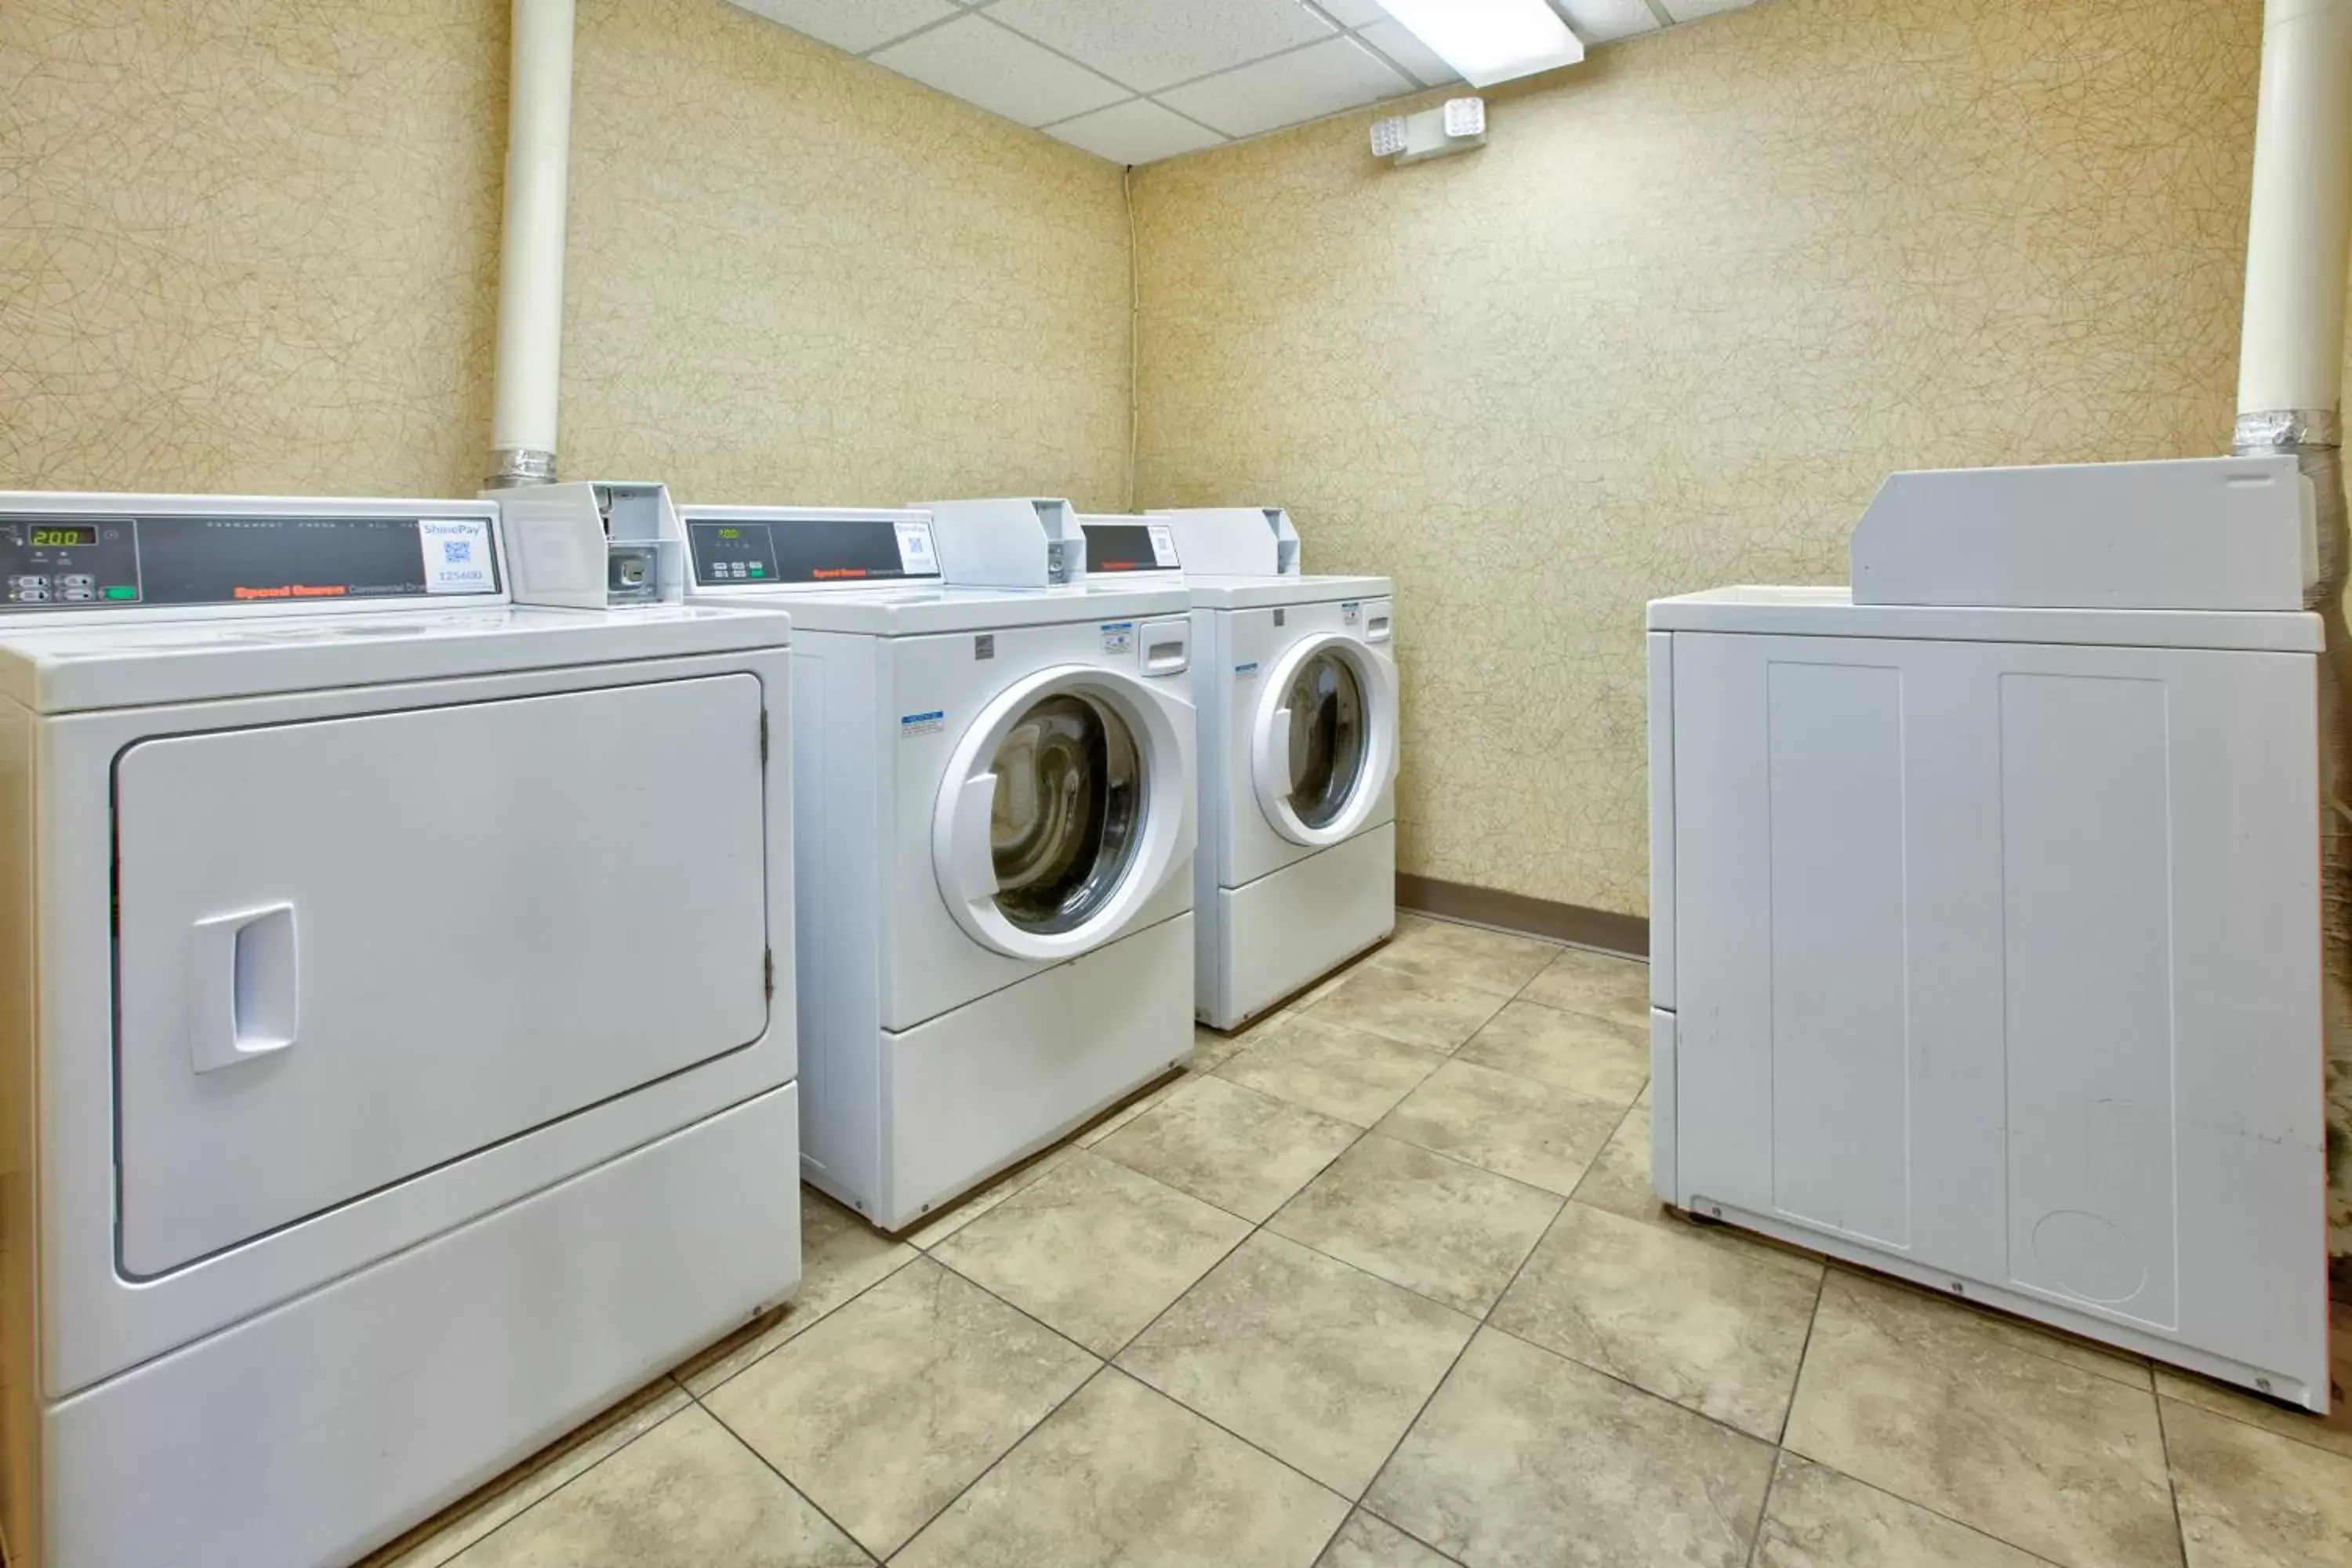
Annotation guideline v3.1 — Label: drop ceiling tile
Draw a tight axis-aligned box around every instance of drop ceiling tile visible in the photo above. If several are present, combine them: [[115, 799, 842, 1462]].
[[1555, 0, 1665, 42], [1159, 36, 1414, 140], [1356, 18, 1457, 86], [1655, 0, 1755, 20], [1044, 99, 1229, 165], [868, 14, 1130, 127], [728, 0, 957, 56], [985, 0, 1337, 93], [1313, 0, 1388, 24]]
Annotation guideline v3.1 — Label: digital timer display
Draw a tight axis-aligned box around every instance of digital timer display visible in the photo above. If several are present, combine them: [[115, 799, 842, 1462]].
[[29, 526, 97, 547]]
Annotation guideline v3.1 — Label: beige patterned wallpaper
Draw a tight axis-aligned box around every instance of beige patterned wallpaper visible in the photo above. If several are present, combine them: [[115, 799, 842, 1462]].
[[0, 0, 1134, 510], [1132, 0, 2263, 919]]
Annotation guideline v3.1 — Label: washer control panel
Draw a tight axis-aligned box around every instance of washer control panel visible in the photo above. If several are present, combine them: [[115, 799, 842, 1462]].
[[0, 510, 502, 611]]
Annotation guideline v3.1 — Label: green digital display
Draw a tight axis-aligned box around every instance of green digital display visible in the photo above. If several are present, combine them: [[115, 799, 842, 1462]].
[[718, 528, 744, 539], [30, 526, 97, 547]]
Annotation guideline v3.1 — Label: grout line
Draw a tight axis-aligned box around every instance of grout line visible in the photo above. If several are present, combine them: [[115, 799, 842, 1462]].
[[2154, 1393, 2194, 1568], [678, 1214, 924, 1398], [1774, 1258, 1829, 1446], [1741, 1450, 1786, 1568], [687, 1386, 882, 1565], [405, 1382, 698, 1568]]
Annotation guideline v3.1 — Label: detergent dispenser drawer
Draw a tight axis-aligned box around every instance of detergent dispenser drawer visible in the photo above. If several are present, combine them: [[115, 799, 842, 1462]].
[[112, 674, 772, 1276]]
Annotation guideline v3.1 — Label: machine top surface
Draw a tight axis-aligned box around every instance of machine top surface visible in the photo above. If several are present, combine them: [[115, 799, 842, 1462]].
[[1649, 584, 2322, 653]]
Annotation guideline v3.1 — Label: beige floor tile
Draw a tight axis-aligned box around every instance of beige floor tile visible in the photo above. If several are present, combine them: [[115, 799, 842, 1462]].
[[902, 1144, 1076, 1250], [1217, 1013, 1445, 1127], [1367, 1328, 1777, 1568], [1367, 919, 1558, 999], [679, 1189, 915, 1396], [1456, 1000, 1650, 1105], [1374, 1058, 1622, 1196], [702, 1257, 1096, 1559], [895, 1370, 1350, 1568], [2167, 1396, 2352, 1567], [1098, 1074, 1361, 1221], [363, 1379, 691, 1568], [1319, 1511, 1457, 1567], [1305, 964, 1508, 1052], [1492, 1202, 1820, 1440], [1074, 1069, 1189, 1147], [1753, 1454, 2049, 1567], [932, 1151, 1250, 1356], [2154, 1366, 2352, 1462], [1569, 1102, 1829, 1282], [1569, 1098, 1661, 1219], [1269, 1134, 1560, 1315], [1519, 946, 1650, 1029], [446, 1406, 864, 1568], [1192, 1022, 1254, 1070], [1784, 1272, 2180, 1568], [1118, 1231, 1478, 1497]]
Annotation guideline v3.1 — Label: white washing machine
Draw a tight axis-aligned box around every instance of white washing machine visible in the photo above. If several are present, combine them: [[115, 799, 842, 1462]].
[[1145, 508, 1399, 1030], [677, 499, 1196, 1230], [1650, 457, 2331, 1408], [0, 492, 800, 1567]]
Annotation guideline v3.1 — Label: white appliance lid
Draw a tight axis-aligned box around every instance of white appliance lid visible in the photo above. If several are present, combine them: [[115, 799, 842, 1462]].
[[1647, 586, 2323, 654], [1183, 573, 1391, 611], [0, 603, 794, 713], [718, 582, 1192, 636]]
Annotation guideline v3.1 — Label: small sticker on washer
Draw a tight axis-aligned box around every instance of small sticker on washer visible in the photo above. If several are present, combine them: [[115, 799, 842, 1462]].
[[1341, 601, 1362, 626], [1234, 661, 1260, 677], [974, 633, 995, 660], [899, 710, 945, 738], [1147, 524, 1179, 568], [895, 519, 938, 575], [1100, 620, 1134, 655], [419, 517, 495, 595]]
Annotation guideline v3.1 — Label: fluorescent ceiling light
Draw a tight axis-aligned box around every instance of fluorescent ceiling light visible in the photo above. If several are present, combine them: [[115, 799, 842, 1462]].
[[1370, 0, 1587, 88]]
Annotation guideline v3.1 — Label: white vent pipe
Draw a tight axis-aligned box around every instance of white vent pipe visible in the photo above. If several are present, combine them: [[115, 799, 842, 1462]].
[[2237, 0, 2352, 445], [486, 0, 575, 488]]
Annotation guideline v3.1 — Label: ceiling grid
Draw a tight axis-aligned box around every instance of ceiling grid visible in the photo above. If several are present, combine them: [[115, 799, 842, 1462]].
[[728, 0, 1764, 164]]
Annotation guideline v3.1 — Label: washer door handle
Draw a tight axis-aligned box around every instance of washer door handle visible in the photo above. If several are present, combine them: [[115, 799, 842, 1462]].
[[942, 774, 1001, 906], [187, 903, 300, 1074]]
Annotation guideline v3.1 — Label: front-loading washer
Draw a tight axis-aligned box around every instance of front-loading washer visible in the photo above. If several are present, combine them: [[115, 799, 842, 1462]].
[[677, 499, 1197, 1230], [0, 490, 800, 1568], [1145, 507, 1401, 1030]]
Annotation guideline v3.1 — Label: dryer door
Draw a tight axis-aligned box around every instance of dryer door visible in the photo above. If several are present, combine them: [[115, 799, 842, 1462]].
[[1252, 630, 1399, 848], [935, 665, 1195, 962], [112, 674, 772, 1277]]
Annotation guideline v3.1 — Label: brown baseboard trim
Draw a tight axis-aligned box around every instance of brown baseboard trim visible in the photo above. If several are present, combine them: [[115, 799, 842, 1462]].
[[1396, 873, 1649, 960]]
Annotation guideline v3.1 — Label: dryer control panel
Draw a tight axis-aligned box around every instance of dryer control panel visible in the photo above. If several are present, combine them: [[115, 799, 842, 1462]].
[[684, 510, 940, 588], [0, 510, 502, 610]]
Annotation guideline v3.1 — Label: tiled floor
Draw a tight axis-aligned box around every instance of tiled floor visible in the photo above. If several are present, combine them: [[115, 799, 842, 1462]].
[[365, 916, 2352, 1568]]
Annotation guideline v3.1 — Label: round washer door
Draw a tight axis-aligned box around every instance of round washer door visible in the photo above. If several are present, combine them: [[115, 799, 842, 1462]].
[[1250, 631, 1399, 848], [935, 664, 1196, 961]]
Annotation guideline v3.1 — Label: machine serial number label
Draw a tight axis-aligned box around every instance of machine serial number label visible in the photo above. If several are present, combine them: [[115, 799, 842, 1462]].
[[900, 710, 945, 738]]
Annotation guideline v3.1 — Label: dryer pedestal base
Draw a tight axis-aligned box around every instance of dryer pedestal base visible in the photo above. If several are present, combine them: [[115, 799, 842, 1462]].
[[34, 1084, 800, 1568], [806, 913, 1196, 1232], [1202, 822, 1396, 1030]]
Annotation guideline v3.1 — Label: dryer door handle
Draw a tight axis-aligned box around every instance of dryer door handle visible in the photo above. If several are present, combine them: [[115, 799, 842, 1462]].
[[187, 902, 301, 1074]]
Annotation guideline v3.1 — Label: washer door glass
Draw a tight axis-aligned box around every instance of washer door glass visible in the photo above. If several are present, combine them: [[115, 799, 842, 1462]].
[[989, 692, 1145, 934], [1284, 650, 1368, 829]]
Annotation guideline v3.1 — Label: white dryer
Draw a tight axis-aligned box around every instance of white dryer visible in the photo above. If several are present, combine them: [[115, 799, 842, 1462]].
[[677, 499, 1196, 1230], [0, 492, 800, 1568], [1145, 508, 1400, 1030]]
